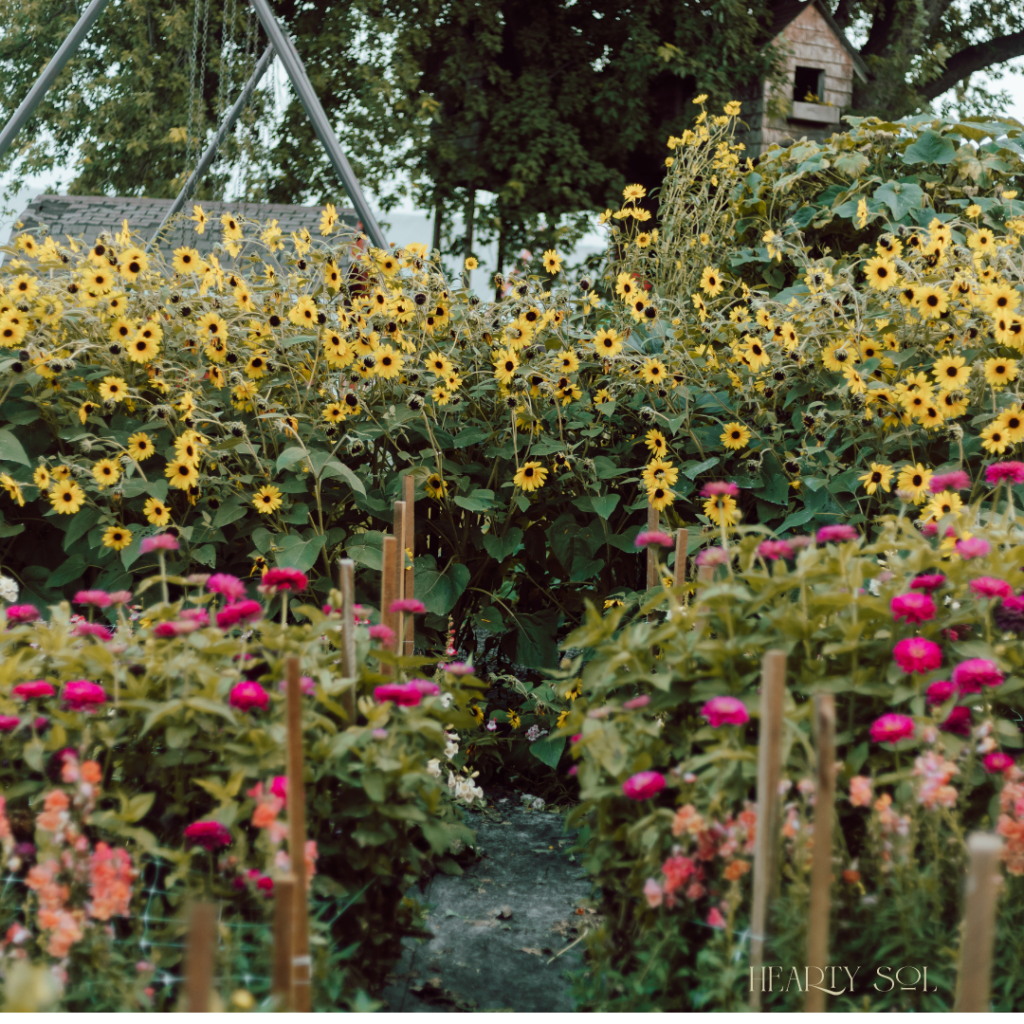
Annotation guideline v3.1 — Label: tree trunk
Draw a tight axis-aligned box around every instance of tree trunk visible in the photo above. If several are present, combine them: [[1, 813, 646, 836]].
[[432, 201, 443, 258], [495, 222, 506, 302], [462, 188, 476, 289]]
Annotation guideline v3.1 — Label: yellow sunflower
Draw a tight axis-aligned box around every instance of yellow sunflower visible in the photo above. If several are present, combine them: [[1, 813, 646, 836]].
[[98, 376, 128, 402], [703, 493, 740, 527], [984, 357, 1018, 388], [896, 463, 932, 504], [144, 497, 171, 525], [253, 485, 283, 514], [102, 525, 133, 551], [721, 422, 751, 450], [925, 490, 963, 520], [641, 358, 667, 385], [172, 247, 202, 275], [932, 355, 969, 391], [424, 473, 447, 499], [700, 266, 724, 297], [592, 329, 623, 358], [165, 460, 199, 490], [50, 481, 86, 515], [513, 461, 548, 492], [858, 462, 893, 495], [92, 459, 122, 489]]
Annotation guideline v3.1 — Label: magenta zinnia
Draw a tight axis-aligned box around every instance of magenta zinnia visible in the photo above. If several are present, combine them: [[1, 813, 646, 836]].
[[892, 637, 942, 674], [869, 713, 915, 745], [952, 658, 1004, 693], [622, 771, 666, 800], [890, 592, 936, 624], [701, 696, 749, 727]]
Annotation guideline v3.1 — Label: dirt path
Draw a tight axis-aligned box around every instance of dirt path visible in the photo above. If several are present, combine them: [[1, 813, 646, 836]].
[[381, 805, 592, 1012]]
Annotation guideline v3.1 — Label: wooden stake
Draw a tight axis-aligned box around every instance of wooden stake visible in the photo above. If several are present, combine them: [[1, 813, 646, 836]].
[[271, 875, 296, 1009], [337, 558, 356, 722], [286, 657, 311, 1012], [380, 536, 398, 677], [955, 832, 1004, 1012], [403, 475, 415, 656], [748, 650, 786, 1011], [184, 901, 216, 1012], [392, 500, 407, 652], [645, 504, 659, 590], [697, 564, 714, 584], [805, 693, 836, 1014], [672, 528, 687, 588]]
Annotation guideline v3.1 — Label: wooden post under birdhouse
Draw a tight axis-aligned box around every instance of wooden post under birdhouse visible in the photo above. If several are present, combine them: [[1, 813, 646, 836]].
[[805, 693, 836, 1013], [272, 875, 296, 1009], [672, 528, 687, 588], [748, 650, 786, 1011], [645, 504, 659, 590], [403, 474, 415, 656], [337, 558, 356, 721], [184, 901, 216, 1012], [380, 536, 399, 676], [955, 832, 1004, 1012], [286, 657, 311, 1012]]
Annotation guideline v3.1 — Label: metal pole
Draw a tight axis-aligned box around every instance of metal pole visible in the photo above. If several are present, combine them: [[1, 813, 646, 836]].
[[247, 0, 387, 250], [0, 0, 112, 162], [149, 42, 276, 250]]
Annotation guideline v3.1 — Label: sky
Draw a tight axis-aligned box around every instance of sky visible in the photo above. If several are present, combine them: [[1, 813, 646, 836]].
[[3, 59, 1024, 284]]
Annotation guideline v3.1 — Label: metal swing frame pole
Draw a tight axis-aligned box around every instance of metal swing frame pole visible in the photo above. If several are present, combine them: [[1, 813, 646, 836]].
[[247, 0, 388, 250], [0, 0, 112, 161], [149, 41, 276, 249]]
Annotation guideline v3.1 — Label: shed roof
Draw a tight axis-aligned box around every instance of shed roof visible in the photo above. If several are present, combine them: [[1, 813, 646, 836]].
[[769, 0, 870, 82], [8, 194, 358, 256]]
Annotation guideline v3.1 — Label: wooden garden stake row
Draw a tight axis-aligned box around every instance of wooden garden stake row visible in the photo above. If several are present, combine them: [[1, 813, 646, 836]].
[[378, 477, 417, 676], [956, 832, 1004, 1012], [286, 656, 312, 1011]]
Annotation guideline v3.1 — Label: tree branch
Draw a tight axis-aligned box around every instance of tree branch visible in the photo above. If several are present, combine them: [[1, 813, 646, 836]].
[[918, 29, 1024, 102], [830, 0, 856, 31], [861, 0, 899, 58]]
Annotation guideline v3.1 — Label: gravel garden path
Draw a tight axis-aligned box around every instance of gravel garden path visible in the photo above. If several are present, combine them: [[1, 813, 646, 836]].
[[381, 804, 592, 1013]]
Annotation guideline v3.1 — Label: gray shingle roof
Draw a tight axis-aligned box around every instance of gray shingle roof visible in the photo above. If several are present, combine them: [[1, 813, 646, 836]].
[[9, 194, 359, 257]]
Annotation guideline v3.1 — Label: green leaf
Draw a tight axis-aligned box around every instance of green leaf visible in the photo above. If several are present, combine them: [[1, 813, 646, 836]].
[[873, 181, 925, 220], [347, 531, 384, 570], [0, 429, 30, 467], [682, 457, 720, 480], [482, 527, 523, 562], [901, 130, 956, 166], [529, 735, 565, 769], [213, 499, 248, 529], [514, 611, 559, 668], [574, 494, 619, 520], [49, 554, 87, 588], [362, 770, 386, 802], [120, 792, 156, 823], [62, 507, 101, 552], [276, 446, 308, 472], [834, 151, 869, 178], [276, 534, 327, 573], [416, 560, 470, 616], [319, 458, 366, 495], [185, 697, 239, 724]]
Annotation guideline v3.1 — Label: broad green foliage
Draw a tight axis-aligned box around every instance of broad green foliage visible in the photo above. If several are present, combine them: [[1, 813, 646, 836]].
[[557, 509, 1024, 1010]]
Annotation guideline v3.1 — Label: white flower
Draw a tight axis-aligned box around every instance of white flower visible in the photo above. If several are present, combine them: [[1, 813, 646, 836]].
[[440, 692, 454, 709], [525, 725, 548, 742], [444, 732, 459, 759], [0, 574, 18, 603], [530, 797, 546, 811], [426, 758, 441, 778]]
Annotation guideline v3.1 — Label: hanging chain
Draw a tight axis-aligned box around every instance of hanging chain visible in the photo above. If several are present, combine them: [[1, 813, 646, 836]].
[[217, 0, 237, 124], [239, 6, 259, 206], [184, 0, 203, 183], [184, 0, 211, 202]]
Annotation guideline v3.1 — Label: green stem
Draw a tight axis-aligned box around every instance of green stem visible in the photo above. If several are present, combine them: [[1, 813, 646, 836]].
[[158, 551, 169, 604]]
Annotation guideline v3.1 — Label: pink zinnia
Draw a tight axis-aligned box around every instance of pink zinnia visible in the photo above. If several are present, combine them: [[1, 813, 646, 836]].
[[228, 681, 270, 713], [816, 525, 859, 543], [206, 574, 246, 601], [62, 680, 107, 711], [152, 621, 196, 639], [373, 683, 422, 707], [369, 623, 396, 647], [707, 907, 727, 929], [623, 695, 650, 709], [622, 771, 666, 800], [140, 533, 179, 553], [695, 546, 729, 567], [73, 621, 112, 641], [956, 537, 991, 560], [925, 680, 954, 704], [758, 540, 794, 561], [216, 600, 263, 629], [108, 590, 133, 605], [270, 775, 288, 800], [700, 481, 740, 498], [940, 706, 972, 736], [984, 751, 1015, 774], [180, 607, 210, 627], [277, 676, 316, 696], [869, 713, 915, 745], [892, 637, 942, 674], [440, 662, 475, 675], [12, 680, 55, 700], [701, 696, 749, 728], [261, 567, 308, 592], [635, 531, 673, 549], [0, 715, 20, 732], [910, 573, 945, 593], [970, 577, 1013, 599], [986, 461, 1024, 485], [184, 821, 232, 850], [390, 598, 427, 614], [890, 592, 936, 624], [74, 589, 112, 608], [952, 658, 1004, 693], [409, 678, 441, 696], [6, 603, 39, 625], [929, 471, 971, 492], [920, 521, 939, 538]]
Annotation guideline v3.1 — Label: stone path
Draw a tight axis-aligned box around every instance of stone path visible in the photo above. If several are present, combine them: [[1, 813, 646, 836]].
[[381, 805, 592, 1013]]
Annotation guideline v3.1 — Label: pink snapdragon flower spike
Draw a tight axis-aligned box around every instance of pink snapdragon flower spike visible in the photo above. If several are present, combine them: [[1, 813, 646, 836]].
[[758, 540, 794, 561], [816, 525, 859, 544], [206, 573, 247, 602], [184, 821, 232, 850], [635, 530, 673, 549], [869, 713, 915, 745], [229, 681, 270, 713], [440, 662, 475, 676], [140, 533, 179, 553], [390, 598, 427, 614], [925, 680, 955, 704], [622, 771, 666, 800], [0, 715, 20, 732], [956, 537, 991, 560], [910, 573, 946, 593], [952, 658, 1004, 693], [699, 481, 740, 498], [695, 546, 729, 567], [74, 590, 112, 608], [373, 683, 423, 707], [277, 676, 316, 696], [6, 604, 39, 624], [216, 599, 263, 629], [623, 695, 651, 710], [890, 592, 936, 624], [983, 751, 1015, 774], [892, 637, 942, 674], [928, 470, 971, 492], [12, 680, 55, 700], [261, 567, 308, 592], [368, 623, 397, 647], [970, 577, 1013, 599], [701, 696, 749, 728], [62, 680, 107, 711], [73, 621, 113, 642], [986, 461, 1024, 485]]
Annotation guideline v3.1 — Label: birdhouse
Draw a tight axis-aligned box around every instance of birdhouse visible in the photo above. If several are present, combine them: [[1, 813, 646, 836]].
[[738, 0, 869, 158]]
